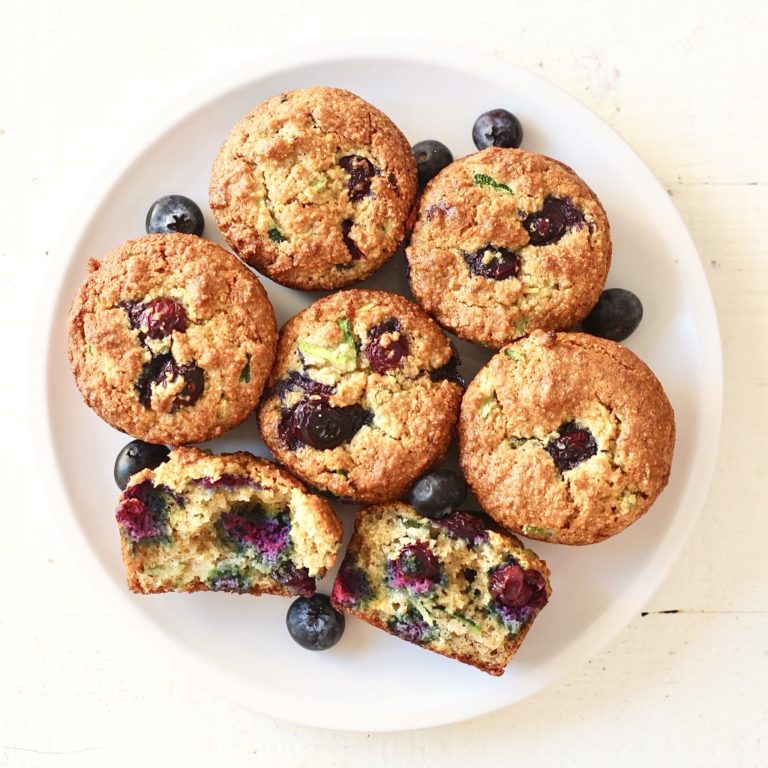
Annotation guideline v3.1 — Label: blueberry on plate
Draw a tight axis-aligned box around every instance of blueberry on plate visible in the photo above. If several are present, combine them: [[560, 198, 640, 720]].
[[286, 594, 345, 651], [472, 109, 524, 150], [407, 469, 468, 518], [145, 195, 205, 236], [412, 140, 454, 187], [114, 440, 171, 490], [581, 288, 643, 342]]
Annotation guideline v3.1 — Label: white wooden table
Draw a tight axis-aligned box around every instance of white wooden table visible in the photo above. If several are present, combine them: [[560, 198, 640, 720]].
[[2, 1, 766, 764]]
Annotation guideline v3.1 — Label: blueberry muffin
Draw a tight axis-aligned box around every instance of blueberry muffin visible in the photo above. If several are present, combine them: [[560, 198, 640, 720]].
[[459, 330, 675, 545], [209, 87, 418, 290], [330, 501, 551, 676], [68, 233, 277, 445], [116, 446, 343, 595], [257, 290, 464, 503], [406, 147, 612, 348]]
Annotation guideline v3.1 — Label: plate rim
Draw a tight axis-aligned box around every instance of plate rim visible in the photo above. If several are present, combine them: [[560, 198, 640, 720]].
[[34, 38, 723, 732]]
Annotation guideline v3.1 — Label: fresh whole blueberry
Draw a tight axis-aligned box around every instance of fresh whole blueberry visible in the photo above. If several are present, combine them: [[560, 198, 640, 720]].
[[286, 594, 345, 651], [472, 109, 524, 150], [114, 439, 170, 490], [407, 469, 468, 518], [546, 421, 597, 473], [412, 140, 454, 187], [581, 288, 644, 342], [145, 195, 205, 236]]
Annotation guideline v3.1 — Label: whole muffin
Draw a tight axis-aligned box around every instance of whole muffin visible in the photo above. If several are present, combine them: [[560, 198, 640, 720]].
[[459, 331, 675, 545], [116, 446, 342, 596], [257, 290, 464, 503], [68, 233, 277, 445], [331, 501, 551, 676], [209, 87, 418, 290], [406, 147, 611, 348]]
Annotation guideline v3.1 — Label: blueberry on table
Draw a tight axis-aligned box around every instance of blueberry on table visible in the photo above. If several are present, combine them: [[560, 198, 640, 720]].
[[145, 195, 205, 236], [407, 469, 468, 518], [581, 288, 644, 341], [286, 594, 345, 651], [114, 440, 170, 490], [472, 109, 524, 150], [412, 140, 454, 187]]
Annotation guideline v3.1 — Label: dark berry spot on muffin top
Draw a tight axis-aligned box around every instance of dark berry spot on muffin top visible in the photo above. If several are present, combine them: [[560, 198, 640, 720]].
[[121, 298, 188, 339], [463, 245, 521, 281], [388, 542, 441, 594], [546, 421, 598, 473], [523, 196, 584, 246], [273, 371, 336, 400], [341, 219, 365, 260], [136, 354, 204, 411], [365, 317, 409, 374], [429, 347, 465, 387], [268, 227, 287, 243], [338, 154, 376, 202], [279, 399, 372, 450]]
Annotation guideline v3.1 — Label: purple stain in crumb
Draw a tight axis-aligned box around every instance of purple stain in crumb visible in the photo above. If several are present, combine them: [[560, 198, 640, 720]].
[[365, 317, 409, 374], [341, 219, 365, 260], [338, 154, 376, 201], [389, 612, 433, 644], [331, 563, 370, 606], [272, 563, 315, 597], [388, 542, 441, 595], [116, 481, 172, 543], [219, 509, 290, 563], [436, 510, 489, 545], [196, 474, 262, 491]]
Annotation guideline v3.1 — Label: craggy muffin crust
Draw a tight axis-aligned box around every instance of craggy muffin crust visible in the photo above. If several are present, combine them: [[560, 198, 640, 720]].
[[330, 501, 551, 676], [406, 147, 612, 348], [459, 331, 675, 545], [257, 290, 464, 503], [209, 87, 418, 290], [68, 234, 277, 445], [117, 446, 342, 595]]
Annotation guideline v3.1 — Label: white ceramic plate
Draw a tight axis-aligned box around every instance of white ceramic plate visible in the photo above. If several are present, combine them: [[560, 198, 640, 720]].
[[37, 41, 722, 732]]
